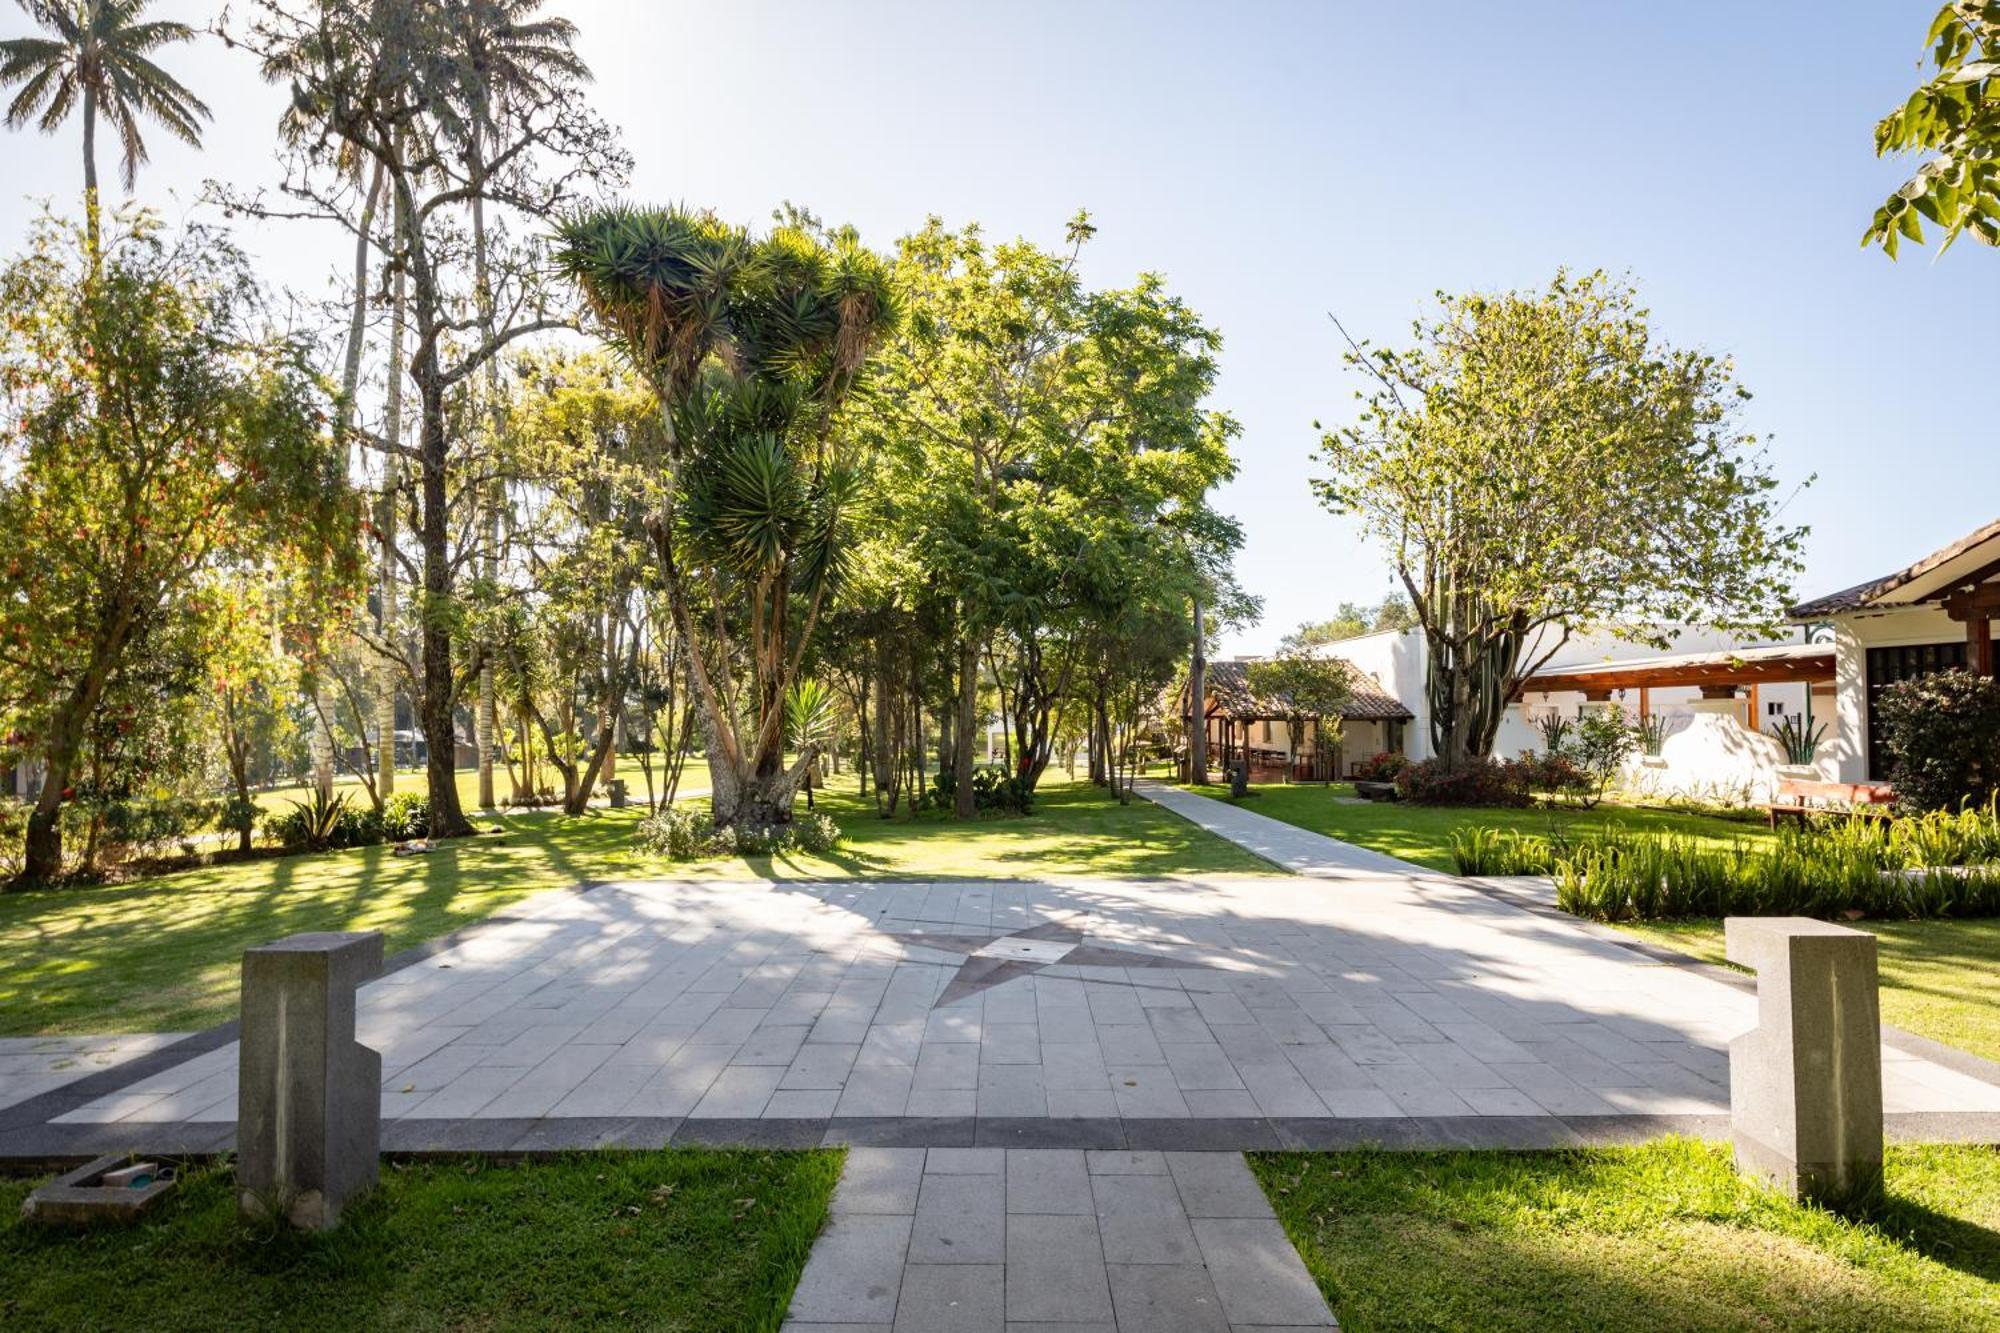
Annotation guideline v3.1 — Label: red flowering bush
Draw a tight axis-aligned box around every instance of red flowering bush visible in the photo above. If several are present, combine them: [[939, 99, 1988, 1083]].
[[1353, 751, 1411, 782], [1394, 755, 1534, 807]]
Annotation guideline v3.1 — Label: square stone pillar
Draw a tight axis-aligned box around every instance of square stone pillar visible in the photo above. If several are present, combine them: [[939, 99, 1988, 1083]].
[[237, 931, 384, 1230], [1726, 917, 1883, 1206]]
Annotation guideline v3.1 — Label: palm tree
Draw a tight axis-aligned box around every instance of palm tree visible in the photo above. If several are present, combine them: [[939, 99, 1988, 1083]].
[[0, 0, 210, 256]]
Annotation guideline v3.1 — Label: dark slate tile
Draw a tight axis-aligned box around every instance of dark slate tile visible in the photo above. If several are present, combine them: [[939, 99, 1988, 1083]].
[[975, 1117, 1127, 1150], [823, 1116, 977, 1148], [1121, 1118, 1279, 1151], [672, 1117, 828, 1148]]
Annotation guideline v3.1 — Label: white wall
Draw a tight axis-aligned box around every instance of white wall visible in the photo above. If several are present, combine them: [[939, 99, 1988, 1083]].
[[1827, 604, 1981, 783]]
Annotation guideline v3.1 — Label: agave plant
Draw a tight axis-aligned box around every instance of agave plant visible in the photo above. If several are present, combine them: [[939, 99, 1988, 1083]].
[[555, 205, 898, 830], [1771, 713, 1826, 766]]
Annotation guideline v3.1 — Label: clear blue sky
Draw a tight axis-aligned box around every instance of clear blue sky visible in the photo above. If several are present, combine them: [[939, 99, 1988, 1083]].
[[4, 1, 1993, 653]]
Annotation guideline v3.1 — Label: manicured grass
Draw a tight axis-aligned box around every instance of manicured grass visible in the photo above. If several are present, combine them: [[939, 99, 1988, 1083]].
[[1252, 1138, 2000, 1332], [1187, 782, 1771, 872], [0, 773, 1271, 1036], [0, 1148, 840, 1332], [1615, 917, 2000, 1064]]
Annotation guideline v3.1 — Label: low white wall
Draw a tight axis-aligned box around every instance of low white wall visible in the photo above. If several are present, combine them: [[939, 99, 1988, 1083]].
[[1616, 699, 1823, 805]]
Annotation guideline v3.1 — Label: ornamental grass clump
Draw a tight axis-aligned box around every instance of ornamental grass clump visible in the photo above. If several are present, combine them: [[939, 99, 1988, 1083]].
[[636, 806, 842, 861], [1552, 815, 2000, 922]]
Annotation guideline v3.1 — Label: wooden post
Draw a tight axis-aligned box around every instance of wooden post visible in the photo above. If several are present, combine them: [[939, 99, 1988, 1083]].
[[1749, 682, 1761, 734], [1971, 615, 1994, 679], [1638, 686, 1650, 724]]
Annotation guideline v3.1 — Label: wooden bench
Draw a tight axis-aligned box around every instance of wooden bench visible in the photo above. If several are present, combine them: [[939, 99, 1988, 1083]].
[[1765, 778, 1896, 828]]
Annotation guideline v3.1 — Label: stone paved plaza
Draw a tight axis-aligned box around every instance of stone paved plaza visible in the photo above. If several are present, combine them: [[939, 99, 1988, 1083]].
[[10, 822, 1998, 1153], [783, 1147, 1337, 1332]]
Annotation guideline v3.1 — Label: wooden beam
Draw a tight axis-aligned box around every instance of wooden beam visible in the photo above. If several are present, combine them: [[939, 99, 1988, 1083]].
[[1519, 652, 1836, 694]]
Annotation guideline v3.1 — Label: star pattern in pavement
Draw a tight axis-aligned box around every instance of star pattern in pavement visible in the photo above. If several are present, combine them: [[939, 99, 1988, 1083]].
[[888, 914, 1219, 1008]]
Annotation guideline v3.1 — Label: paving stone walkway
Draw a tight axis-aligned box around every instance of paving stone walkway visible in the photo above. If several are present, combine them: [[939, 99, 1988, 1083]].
[[784, 1146, 1336, 1332], [0, 1034, 191, 1113], [8, 780, 1999, 1158]]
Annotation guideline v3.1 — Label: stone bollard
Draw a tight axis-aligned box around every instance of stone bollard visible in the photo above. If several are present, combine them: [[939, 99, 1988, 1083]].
[[237, 931, 384, 1230], [1725, 917, 1883, 1206]]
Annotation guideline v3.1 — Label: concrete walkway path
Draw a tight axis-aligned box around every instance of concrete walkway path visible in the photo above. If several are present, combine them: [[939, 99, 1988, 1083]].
[[784, 1146, 1337, 1332], [1132, 780, 1433, 878]]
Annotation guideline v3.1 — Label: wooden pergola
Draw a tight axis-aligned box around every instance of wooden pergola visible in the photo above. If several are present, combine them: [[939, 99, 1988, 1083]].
[[1179, 659, 1413, 783], [1517, 643, 1837, 723]]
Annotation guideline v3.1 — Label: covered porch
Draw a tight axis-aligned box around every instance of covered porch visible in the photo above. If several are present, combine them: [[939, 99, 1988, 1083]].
[[1179, 658, 1413, 783]]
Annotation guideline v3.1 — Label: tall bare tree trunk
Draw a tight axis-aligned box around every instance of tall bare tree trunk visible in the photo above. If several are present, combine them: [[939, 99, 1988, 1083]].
[[953, 635, 978, 818], [471, 176, 501, 811], [81, 82, 100, 266], [1189, 595, 1209, 785]]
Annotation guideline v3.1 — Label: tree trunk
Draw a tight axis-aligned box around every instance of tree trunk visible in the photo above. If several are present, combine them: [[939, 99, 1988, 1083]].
[[952, 636, 978, 818], [81, 82, 100, 265], [1189, 595, 1209, 784], [416, 363, 472, 837]]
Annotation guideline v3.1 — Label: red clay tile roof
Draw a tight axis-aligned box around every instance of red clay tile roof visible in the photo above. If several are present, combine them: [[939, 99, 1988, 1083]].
[[1197, 658, 1412, 722]]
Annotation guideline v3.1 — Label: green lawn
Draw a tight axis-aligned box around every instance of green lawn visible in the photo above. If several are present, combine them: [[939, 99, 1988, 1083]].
[[1188, 781, 1772, 872], [0, 774, 1271, 1036], [0, 1149, 839, 1332], [1253, 1139, 2000, 1333], [1616, 917, 2000, 1065]]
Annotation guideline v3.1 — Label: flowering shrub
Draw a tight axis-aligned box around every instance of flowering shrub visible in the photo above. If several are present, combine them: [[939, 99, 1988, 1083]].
[[1394, 755, 1533, 807], [1352, 751, 1410, 783]]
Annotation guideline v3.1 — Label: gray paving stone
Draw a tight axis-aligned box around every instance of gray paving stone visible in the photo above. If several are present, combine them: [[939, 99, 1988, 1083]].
[[1166, 1153, 1276, 1219], [787, 1213, 912, 1324], [1191, 1217, 1336, 1327], [893, 1263, 1003, 1333], [831, 1148, 925, 1215], [783, 1043, 862, 1090], [690, 1064, 783, 1118], [977, 1065, 1047, 1118], [1093, 1174, 1201, 1264], [1106, 1262, 1229, 1331], [911, 1170, 1005, 1264], [1006, 1148, 1092, 1214], [1087, 1149, 1167, 1175], [915, 1043, 981, 1091], [927, 1147, 1005, 1174], [1004, 1213, 1112, 1323]]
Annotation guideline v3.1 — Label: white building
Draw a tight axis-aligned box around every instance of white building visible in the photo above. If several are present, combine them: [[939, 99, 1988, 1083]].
[[1318, 624, 1826, 801], [1788, 516, 2000, 784]]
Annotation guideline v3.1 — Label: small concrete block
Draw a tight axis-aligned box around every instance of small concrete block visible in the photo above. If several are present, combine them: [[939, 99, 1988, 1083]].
[[892, 1263, 1003, 1333], [1726, 916, 1884, 1206], [1165, 1152, 1276, 1218], [1004, 1213, 1112, 1323], [236, 931, 383, 1231], [20, 1154, 177, 1228], [1005, 1149, 1093, 1214]]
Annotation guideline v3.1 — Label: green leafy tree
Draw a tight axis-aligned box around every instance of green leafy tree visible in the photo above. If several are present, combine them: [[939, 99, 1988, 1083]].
[[490, 349, 654, 815], [556, 206, 899, 829], [1277, 595, 1415, 652], [0, 213, 359, 886], [1244, 656, 1352, 784], [0, 0, 209, 259], [245, 0, 625, 837], [865, 215, 1245, 806], [1865, 3, 2000, 256], [1315, 270, 1805, 768]]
